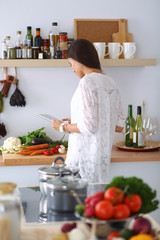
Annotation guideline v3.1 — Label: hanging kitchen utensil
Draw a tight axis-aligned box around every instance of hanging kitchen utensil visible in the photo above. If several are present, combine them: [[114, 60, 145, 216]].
[[0, 67, 14, 98], [0, 122, 7, 138], [9, 67, 26, 107], [38, 156, 79, 195], [0, 91, 3, 113]]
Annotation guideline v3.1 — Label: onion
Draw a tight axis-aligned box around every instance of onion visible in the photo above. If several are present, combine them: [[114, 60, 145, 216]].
[[133, 217, 152, 234]]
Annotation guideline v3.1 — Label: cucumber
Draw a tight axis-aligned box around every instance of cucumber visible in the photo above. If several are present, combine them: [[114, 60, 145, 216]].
[[32, 138, 53, 145]]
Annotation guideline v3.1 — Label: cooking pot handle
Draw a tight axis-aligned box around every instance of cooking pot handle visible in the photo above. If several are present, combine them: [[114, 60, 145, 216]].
[[59, 169, 74, 178], [51, 157, 66, 167]]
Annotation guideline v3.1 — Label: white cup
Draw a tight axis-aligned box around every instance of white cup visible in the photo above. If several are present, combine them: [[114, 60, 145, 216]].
[[123, 42, 136, 59], [93, 42, 110, 59], [106, 42, 123, 59]]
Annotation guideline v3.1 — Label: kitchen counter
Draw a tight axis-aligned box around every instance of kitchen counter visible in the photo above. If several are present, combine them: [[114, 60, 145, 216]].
[[0, 143, 160, 223], [0, 141, 160, 166]]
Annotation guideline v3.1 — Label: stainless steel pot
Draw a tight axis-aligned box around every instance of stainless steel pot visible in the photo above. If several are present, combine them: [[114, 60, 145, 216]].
[[46, 170, 88, 213], [38, 157, 79, 195]]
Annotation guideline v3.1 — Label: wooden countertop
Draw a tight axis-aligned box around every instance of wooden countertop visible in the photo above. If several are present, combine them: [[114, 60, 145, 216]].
[[0, 141, 159, 166]]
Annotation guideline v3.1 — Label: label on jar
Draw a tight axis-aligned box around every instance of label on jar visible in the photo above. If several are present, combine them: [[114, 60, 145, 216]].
[[59, 42, 68, 51]]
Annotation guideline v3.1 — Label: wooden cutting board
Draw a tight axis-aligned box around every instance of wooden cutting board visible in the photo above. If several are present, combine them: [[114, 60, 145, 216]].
[[112, 19, 133, 58], [2, 152, 66, 166], [112, 19, 133, 43]]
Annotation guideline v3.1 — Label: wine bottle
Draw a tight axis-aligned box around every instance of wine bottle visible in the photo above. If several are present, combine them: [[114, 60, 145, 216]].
[[26, 26, 33, 47], [34, 28, 42, 50], [125, 104, 135, 147], [133, 106, 145, 148]]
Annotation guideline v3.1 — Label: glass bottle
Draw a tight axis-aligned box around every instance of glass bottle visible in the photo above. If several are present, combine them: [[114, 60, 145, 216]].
[[59, 32, 68, 59], [50, 40, 54, 59], [34, 28, 42, 50], [6, 36, 11, 48], [133, 106, 145, 148], [1, 39, 8, 59], [26, 26, 33, 47], [49, 22, 59, 50], [15, 31, 22, 59], [125, 105, 135, 147], [15, 31, 22, 47]]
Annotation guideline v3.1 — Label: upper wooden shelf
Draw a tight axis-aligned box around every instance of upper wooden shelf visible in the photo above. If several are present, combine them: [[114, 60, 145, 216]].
[[0, 58, 156, 67]]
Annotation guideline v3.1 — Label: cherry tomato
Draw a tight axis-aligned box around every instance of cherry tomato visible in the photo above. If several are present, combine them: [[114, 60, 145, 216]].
[[54, 149, 58, 154], [56, 145, 60, 149], [49, 150, 54, 155], [124, 194, 142, 213], [113, 203, 130, 219], [50, 147, 55, 152], [104, 187, 124, 205], [95, 200, 113, 220], [107, 231, 121, 240], [43, 150, 49, 156]]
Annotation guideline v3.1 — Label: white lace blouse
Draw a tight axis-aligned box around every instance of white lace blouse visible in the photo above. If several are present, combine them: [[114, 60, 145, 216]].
[[65, 72, 124, 183]]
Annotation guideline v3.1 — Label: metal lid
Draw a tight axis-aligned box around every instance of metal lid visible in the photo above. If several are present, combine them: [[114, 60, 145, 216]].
[[46, 172, 88, 190], [38, 157, 79, 176]]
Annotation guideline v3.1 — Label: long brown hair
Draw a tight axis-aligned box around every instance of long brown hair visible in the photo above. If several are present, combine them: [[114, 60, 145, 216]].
[[67, 39, 101, 70]]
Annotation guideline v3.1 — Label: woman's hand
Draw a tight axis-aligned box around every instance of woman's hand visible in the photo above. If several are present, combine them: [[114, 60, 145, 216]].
[[51, 120, 63, 132]]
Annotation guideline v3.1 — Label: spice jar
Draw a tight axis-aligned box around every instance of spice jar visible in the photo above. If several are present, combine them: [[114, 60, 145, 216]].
[[27, 46, 32, 59], [42, 39, 51, 59], [15, 46, 22, 59], [59, 32, 68, 59], [67, 38, 74, 48], [32, 47, 39, 59], [0, 182, 21, 240], [7, 47, 16, 59]]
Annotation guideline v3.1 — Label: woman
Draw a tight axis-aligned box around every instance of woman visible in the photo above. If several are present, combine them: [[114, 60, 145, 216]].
[[52, 39, 124, 183]]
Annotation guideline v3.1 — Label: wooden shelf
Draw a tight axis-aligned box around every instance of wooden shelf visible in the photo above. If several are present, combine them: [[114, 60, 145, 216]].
[[0, 58, 156, 67]]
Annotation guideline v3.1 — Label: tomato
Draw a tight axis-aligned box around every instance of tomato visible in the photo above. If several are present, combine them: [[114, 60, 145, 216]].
[[43, 150, 50, 156], [95, 200, 113, 220], [124, 194, 142, 213], [89, 196, 102, 208], [49, 150, 54, 155], [56, 145, 60, 149], [54, 149, 58, 154], [107, 231, 121, 240], [104, 187, 124, 205], [50, 147, 55, 152], [85, 191, 104, 206], [113, 203, 130, 219]]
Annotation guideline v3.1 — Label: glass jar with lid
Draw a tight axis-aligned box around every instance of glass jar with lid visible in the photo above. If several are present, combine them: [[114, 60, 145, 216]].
[[0, 182, 21, 240], [7, 47, 16, 59], [59, 32, 68, 59]]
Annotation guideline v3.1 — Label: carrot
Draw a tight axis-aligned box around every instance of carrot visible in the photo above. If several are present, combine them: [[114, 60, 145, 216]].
[[18, 150, 35, 155], [29, 149, 48, 156], [23, 143, 49, 151], [18, 148, 48, 155]]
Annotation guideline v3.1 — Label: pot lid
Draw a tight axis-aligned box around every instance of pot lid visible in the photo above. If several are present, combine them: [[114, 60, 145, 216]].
[[38, 157, 79, 176], [46, 172, 88, 190]]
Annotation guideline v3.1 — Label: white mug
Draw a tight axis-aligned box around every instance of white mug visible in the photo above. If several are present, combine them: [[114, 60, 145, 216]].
[[123, 42, 136, 59], [106, 42, 123, 59], [93, 42, 110, 59]]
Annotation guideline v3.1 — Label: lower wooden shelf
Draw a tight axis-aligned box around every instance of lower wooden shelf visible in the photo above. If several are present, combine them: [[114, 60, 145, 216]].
[[0, 58, 156, 67]]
